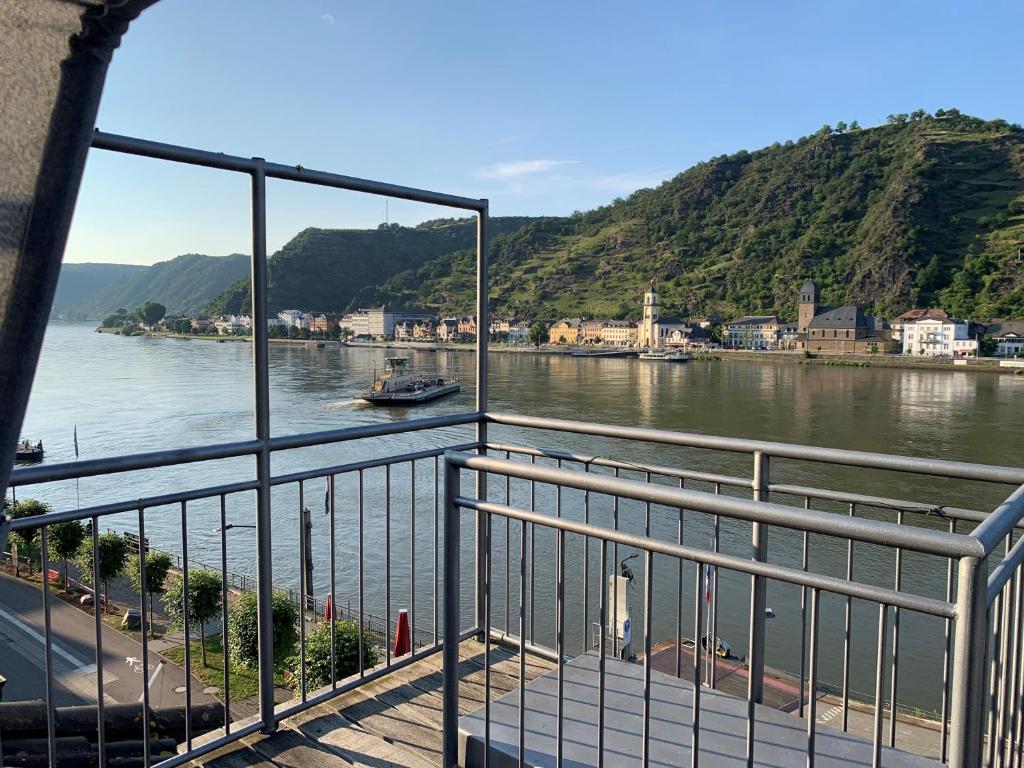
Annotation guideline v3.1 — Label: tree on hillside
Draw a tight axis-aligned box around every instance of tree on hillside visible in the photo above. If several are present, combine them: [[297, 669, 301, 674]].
[[136, 302, 166, 327], [47, 520, 86, 587], [164, 569, 222, 667], [229, 590, 299, 670], [101, 308, 129, 328], [74, 531, 130, 611], [528, 323, 547, 347], [129, 550, 173, 633], [9, 499, 49, 576]]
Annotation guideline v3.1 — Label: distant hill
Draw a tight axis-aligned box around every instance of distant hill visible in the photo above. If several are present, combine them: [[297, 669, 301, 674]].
[[52, 263, 147, 318], [205, 217, 538, 316], [62, 253, 250, 319], [366, 111, 1024, 321]]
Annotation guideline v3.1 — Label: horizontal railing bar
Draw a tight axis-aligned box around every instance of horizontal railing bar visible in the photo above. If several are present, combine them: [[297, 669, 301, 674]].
[[267, 411, 482, 452], [447, 452, 985, 558], [270, 442, 480, 486], [11, 412, 483, 488], [487, 412, 1024, 485], [487, 628, 562, 664], [486, 441, 749, 488], [769, 483, 989, 524], [972, 485, 1024, 555], [9, 438, 262, 486], [92, 131, 487, 210], [456, 497, 956, 618], [988, 535, 1024, 604], [150, 720, 264, 768], [8, 479, 261, 530]]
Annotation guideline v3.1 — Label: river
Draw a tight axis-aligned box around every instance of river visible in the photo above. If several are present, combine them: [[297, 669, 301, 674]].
[[17, 322, 1024, 714]]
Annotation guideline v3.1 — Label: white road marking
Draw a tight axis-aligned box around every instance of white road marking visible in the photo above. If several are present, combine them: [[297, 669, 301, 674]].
[[139, 661, 164, 703], [0, 604, 88, 669]]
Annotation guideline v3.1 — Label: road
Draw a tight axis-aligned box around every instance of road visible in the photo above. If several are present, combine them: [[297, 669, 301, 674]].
[[0, 572, 214, 709]]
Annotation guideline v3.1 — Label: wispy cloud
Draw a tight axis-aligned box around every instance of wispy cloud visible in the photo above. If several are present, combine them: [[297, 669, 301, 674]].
[[574, 169, 674, 194], [321, 12, 335, 24], [473, 159, 578, 180]]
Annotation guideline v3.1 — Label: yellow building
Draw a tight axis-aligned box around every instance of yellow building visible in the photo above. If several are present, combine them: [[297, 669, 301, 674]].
[[548, 319, 581, 345]]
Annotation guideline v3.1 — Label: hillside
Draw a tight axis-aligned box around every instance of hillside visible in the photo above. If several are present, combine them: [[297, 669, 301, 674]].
[[368, 111, 1024, 321], [206, 217, 537, 315], [53, 263, 148, 318], [63, 253, 249, 319]]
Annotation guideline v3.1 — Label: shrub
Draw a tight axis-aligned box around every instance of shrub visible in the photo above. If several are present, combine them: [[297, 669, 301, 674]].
[[229, 590, 299, 670], [291, 619, 379, 691]]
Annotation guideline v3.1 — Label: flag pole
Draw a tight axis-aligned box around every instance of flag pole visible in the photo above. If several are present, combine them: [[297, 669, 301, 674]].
[[74, 425, 80, 509]]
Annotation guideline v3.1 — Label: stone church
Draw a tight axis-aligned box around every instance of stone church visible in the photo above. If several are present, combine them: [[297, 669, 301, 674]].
[[796, 280, 899, 354]]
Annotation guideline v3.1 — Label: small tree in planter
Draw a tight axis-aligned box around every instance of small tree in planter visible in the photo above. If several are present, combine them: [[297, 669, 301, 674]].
[[9, 499, 49, 576], [47, 519, 86, 588], [228, 590, 299, 670], [164, 569, 222, 667], [293, 619, 379, 691], [129, 551, 173, 634], [74, 531, 129, 610]]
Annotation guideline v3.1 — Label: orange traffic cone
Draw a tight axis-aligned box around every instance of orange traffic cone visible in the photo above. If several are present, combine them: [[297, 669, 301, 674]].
[[393, 609, 411, 657]]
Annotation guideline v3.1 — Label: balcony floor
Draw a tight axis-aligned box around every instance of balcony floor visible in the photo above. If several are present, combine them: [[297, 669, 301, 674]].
[[187, 639, 554, 768]]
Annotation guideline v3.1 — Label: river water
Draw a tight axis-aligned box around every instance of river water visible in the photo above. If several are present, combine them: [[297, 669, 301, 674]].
[[19, 322, 1024, 714]]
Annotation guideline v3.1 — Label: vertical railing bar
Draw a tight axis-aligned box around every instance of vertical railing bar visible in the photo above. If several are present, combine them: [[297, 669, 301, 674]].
[[711, 483, 720, 690], [505, 452, 511, 637], [676, 478, 684, 679], [386, 465, 392, 667], [411, 462, 417, 653], [807, 588, 820, 768], [872, 603, 888, 768], [644, 471, 652, 536], [747, 451, 769, 768], [842, 502, 855, 733], [556, 526, 565, 768], [181, 500, 193, 749], [692, 560, 703, 768], [889, 509, 903, 748], [40, 526, 57, 767], [613, 467, 620, 658], [998, 569, 1015, 767], [358, 469, 365, 677], [1010, 572, 1024, 768], [583, 462, 590, 656], [219, 495, 231, 731], [990, 592, 1005, 768], [441, 459, 461, 768], [298, 480, 307, 701], [941, 518, 956, 764], [529, 455, 536, 644], [598, 538, 607, 768], [519, 518, 528, 768], [799, 499, 810, 718], [92, 516, 107, 768], [1003, 570, 1022, 768], [484, 511, 492, 768], [330, 474, 337, 687], [138, 508, 152, 768], [642, 549, 654, 768], [434, 455, 440, 646]]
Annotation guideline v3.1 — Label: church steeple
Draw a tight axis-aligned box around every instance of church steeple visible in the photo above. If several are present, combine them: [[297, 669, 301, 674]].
[[640, 280, 660, 348], [798, 279, 819, 332]]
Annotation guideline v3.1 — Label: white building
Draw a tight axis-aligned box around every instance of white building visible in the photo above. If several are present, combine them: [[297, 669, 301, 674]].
[[277, 309, 303, 328], [637, 282, 687, 349], [902, 316, 978, 357], [726, 316, 780, 349], [986, 322, 1024, 357], [601, 320, 638, 347], [339, 306, 436, 338]]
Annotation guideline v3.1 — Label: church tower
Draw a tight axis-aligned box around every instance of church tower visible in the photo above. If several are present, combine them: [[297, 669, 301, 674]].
[[798, 279, 820, 332], [639, 280, 660, 349]]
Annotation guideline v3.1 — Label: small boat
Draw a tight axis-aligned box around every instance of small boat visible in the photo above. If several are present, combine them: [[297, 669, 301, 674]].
[[638, 348, 689, 362], [360, 357, 461, 405], [15, 439, 44, 462]]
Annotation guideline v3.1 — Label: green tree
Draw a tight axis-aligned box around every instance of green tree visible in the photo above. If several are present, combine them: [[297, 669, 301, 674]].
[[228, 590, 300, 670], [164, 570, 222, 667], [979, 335, 998, 357], [9, 499, 49, 575], [74, 531, 130, 610], [47, 519, 86, 587], [173, 318, 192, 334], [136, 302, 167, 327], [292, 619, 378, 691], [527, 323, 547, 347], [129, 551, 173, 633]]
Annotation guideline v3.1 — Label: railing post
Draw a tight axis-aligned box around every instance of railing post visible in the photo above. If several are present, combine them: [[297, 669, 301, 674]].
[[442, 455, 462, 768], [748, 451, 769, 705], [474, 202, 489, 636], [950, 555, 990, 768], [251, 158, 276, 733]]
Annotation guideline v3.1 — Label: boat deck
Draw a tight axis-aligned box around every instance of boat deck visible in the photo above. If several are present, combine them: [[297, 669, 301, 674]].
[[187, 640, 554, 768]]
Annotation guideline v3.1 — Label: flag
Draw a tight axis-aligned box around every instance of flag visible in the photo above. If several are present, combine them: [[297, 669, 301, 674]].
[[704, 563, 712, 604], [324, 476, 331, 515], [73, 425, 79, 459]]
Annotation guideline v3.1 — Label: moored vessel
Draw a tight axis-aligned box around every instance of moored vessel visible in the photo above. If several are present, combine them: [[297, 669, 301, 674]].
[[638, 348, 689, 362], [15, 439, 44, 462], [359, 357, 461, 405]]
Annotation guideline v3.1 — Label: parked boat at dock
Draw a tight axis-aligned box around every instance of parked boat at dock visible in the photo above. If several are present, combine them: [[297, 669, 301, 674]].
[[15, 439, 44, 462], [359, 357, 461, 405], [638, 349, 689, 362]]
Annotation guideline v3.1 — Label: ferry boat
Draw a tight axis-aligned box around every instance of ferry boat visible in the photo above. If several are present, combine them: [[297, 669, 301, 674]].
[[638, 348, 689, 362], [360, 357, 461, 405], [15, 439, 44, 462]]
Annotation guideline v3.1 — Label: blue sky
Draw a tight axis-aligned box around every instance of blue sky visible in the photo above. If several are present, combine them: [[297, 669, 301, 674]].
[[66, 0, 1024, 264]]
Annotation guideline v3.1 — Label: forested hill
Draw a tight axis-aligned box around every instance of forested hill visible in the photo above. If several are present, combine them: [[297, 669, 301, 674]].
[[206, 217, 537, 316], [52, 263, 147, 318], [367, 111, 1024, 321], [60, 253, 249, 319]]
